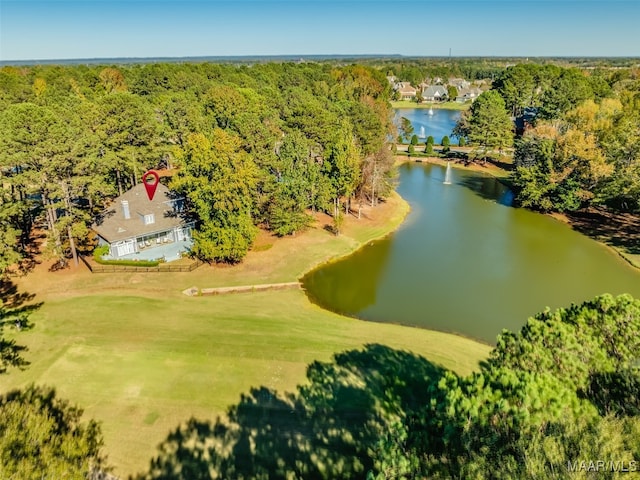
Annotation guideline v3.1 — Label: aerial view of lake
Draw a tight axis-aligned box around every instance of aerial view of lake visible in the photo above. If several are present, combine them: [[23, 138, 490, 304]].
[[303, 162, 640, 344], [394, 108, 461, 144]]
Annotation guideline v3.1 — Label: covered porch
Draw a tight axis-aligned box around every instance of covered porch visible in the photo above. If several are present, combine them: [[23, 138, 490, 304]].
[[102, 224, 194, 263], [103, 237, 193, 262]]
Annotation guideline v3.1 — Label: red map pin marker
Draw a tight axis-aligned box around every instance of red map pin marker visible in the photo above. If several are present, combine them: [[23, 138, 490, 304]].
[[142, 170, 160, 201]]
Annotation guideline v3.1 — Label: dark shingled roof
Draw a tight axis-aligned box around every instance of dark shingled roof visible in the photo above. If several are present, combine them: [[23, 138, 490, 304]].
[[93, 183, 187, 243]]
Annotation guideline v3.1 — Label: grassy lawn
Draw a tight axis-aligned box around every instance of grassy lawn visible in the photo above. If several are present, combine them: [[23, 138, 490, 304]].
[[0, 291, 490, 476], [1, 191, 491, 477]]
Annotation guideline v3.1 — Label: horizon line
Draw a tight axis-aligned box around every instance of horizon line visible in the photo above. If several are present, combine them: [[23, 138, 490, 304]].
[[2, 54, 640, 66]]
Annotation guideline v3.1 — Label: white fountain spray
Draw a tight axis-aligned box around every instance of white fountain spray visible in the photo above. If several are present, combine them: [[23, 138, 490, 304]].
[[419, 126, 426, 138], [443, 161, 452, 185]]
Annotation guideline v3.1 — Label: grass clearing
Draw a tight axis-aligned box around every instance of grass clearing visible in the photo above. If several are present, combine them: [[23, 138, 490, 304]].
[[2, 190, 491, 477], [1, 291, 490, 476]]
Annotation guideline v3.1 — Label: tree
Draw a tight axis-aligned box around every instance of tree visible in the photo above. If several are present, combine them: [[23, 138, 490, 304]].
[[266, 130, 322, 236], [359, 146, 396, 208], [512, 100, 616, 212], [399, 117, 414, 141], [171, 131, 259, 263], [539, 68, 595, 120], [425, 135, 434, 155], [323, 121, 362, 216], [493, 64, 537, 117], [455, 90, 513, 159], [410, 134, 418, 145], [0, 385, 106, 479], [441, 135, 450, 153], [95, 93, 160, 196], [447, 85, 458, 101], [0, 102, 91, 268], [0, 198, 22, 275]]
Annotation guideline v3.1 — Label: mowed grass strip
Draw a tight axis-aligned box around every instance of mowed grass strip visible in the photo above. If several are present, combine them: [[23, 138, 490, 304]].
[[0, 289, 490, 477]]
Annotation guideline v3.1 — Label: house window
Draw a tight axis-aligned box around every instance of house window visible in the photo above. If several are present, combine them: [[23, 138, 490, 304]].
[[144, 214, 155, 225]]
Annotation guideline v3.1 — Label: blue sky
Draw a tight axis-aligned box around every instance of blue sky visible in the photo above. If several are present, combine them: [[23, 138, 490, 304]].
[[1, 0, 639, 61]]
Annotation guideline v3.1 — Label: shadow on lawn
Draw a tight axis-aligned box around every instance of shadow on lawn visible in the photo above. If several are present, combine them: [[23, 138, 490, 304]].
[[134, 344, 447, 480], [0, 278, 42, 373]]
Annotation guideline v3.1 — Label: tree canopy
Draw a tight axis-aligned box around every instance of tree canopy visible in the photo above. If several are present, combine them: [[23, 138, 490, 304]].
[[0, 62, 397, 265]]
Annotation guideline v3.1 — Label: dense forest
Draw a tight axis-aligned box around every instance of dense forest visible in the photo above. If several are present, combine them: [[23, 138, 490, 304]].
[[3, 60, 640, 269], [0, 62, 396, 266]]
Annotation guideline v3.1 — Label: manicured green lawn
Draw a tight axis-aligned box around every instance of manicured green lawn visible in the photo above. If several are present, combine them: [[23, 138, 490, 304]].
[[1, 191, 491, 477], [0, 290, 490, 477]]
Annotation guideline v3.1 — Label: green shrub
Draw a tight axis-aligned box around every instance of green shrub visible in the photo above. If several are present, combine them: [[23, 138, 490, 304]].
[[92, 244, 161, 267], [442, 136, 451, 153], [459, 137, 466, 147], [94, 258, 161, 267], [93, 244, 110, 261]]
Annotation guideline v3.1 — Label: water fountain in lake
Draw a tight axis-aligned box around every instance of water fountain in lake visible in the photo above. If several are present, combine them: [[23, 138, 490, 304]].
[[419, 126, 426, 138], [443, 162, 452, 185]]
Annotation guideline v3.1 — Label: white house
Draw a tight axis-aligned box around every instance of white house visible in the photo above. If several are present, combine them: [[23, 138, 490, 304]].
[[456, 87, 484, 103], [93, 183, 194, 262], [395, 82, 417, 100], [422, 85, 448, 102]]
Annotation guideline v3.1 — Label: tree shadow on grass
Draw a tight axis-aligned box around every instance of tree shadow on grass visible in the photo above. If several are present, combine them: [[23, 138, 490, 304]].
[[0, 278, 41, 373], [135, 344, 448, 480]]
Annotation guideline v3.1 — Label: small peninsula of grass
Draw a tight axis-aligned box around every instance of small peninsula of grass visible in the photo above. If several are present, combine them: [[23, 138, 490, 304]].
[[3, 192, 491, 477]]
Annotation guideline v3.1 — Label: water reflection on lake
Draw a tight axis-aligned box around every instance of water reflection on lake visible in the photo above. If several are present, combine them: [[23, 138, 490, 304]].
[[303, 163, 640, 344]]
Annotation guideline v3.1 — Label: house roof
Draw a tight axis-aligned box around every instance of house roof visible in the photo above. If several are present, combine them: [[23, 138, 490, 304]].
[[93, 183, 187, 243], [396, 82, 417, 93], [422, 85, 448, 97], [456, 87, 483, 99]]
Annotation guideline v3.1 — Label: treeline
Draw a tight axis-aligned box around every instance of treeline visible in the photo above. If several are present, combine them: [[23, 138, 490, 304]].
[[0, 62, 396, 266], [377, 58, 505, 85], [464, 62, 640, 213]]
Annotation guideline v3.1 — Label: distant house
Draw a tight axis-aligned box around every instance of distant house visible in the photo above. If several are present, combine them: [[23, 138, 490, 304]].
[[455, 87, 484, 103], [396, 82, 417, 100], [422, 85, 448, 102], [93, 183, 194, 262], [448, 78, 471, 90]]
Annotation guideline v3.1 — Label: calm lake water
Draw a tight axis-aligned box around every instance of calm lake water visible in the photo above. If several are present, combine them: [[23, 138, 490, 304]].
[[394, 108, 461, 144], [303, 163, 640, 344]]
